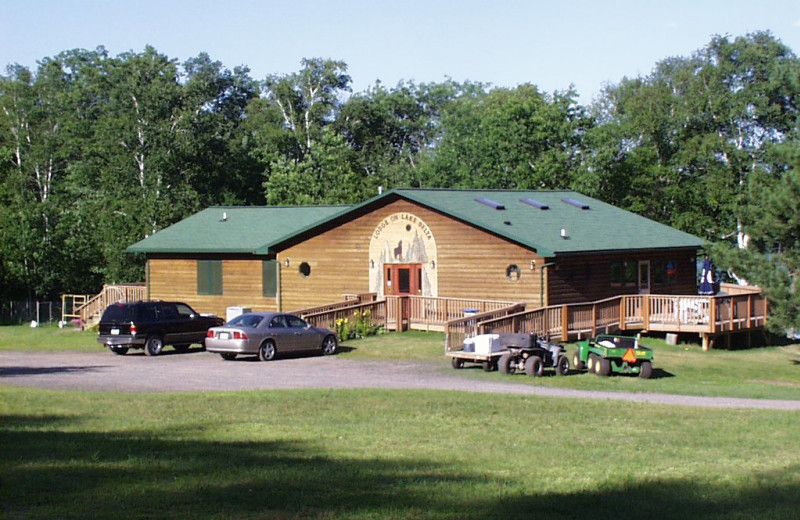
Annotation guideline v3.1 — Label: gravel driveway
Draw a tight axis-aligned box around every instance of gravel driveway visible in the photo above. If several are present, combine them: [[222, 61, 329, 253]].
[[2, 349, 800, 410]]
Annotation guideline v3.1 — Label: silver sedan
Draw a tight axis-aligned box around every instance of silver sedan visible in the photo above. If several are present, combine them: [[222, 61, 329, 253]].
[[205, 312, 338, 361]]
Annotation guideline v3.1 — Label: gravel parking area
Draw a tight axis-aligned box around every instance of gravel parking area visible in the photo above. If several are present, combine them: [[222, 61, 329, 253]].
[[2, 349, 800, 410]]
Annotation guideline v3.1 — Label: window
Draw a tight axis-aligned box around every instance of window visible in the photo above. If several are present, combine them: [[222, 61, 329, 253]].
[[653, 259, 678, 286], [506, 264, 521, 281], [197, 260, 222, 295], [610, 261, 636, 286], [262, 260, 277, 297], [286, 315, 307, 328]]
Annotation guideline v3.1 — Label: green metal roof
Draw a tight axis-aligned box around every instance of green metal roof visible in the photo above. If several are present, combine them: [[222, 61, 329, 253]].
[[387, 189, 703, 257], [127, 189, 703, 257], [126, 205, 349, 254]]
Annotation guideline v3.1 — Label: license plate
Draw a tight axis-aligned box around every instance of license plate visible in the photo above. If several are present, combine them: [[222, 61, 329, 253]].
[[110, 328, 120, 335], [219, 332, 230, 340]]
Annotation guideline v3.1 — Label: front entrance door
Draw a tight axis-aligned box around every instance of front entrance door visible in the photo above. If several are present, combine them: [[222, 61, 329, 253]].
[[385, 264, 422, 295], [638, 260, 651, 294]]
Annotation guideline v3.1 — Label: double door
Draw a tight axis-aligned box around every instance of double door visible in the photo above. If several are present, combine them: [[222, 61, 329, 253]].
[[384, 263, 422, 295]]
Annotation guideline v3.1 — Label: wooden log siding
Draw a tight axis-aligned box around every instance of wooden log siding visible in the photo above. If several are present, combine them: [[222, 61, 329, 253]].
[[278, 199, 544, 311], [546, 251, 697, 305], [147, 257, 279, 318]]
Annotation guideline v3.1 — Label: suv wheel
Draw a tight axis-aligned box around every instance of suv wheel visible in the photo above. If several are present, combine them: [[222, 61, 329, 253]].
[[145, 336, 164, 356]]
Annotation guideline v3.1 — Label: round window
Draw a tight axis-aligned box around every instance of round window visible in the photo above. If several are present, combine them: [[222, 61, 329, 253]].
[[299, 262, 311, 277], [506, 264, 521, 281]]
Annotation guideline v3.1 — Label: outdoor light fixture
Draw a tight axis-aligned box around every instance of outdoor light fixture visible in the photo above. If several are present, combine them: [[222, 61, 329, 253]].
[[430, 260, 436, 269], [530, 259, 536, 270], [370, 259, 375, 269], [284, 258, 290, 267]]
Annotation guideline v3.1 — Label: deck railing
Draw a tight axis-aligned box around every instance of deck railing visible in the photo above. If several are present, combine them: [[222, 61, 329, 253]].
[[291, 293, 377, 317], [300, 299, 388, 333], [65, 284, 147, 328], [386, 295, 520, 334], [456, 286, 766, 350]]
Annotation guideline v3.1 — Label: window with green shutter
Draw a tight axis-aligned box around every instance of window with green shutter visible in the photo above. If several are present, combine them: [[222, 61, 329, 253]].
[[197, 260, 222, 295], [262, 260, 277, 297]]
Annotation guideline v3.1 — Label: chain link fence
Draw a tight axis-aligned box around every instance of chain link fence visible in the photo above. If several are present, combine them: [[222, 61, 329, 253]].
[[0, 300, 63, 326]]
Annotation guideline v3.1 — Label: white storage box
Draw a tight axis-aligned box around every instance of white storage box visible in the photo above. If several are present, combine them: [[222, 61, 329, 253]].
[[226, 306, 251, 322], [472, 333, 501, 355]]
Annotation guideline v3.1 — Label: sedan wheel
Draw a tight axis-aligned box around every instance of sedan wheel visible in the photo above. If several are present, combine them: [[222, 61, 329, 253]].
[[144, 336, 163, 357], [321, 335, 337, 355], [259, 341, 276, 361]]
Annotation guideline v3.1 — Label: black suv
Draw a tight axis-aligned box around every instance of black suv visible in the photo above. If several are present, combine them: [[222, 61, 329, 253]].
[[97, 301, 224, 356]]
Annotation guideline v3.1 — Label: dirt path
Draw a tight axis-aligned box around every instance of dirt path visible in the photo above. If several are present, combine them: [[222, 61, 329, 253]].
[[2, 350, 800, 410]]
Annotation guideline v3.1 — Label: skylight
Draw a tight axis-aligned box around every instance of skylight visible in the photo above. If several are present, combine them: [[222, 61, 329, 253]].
[[474, 197, 505, 210], [519, 197, 549, 210], [561, 198, 590, 210]]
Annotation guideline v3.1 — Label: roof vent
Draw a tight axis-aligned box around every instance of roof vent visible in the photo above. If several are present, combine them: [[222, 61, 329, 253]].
[[520, 197, 549, 210], [222, 211, 228, 221], [561, 198, 590, 210], [475, 197, 505, 210]]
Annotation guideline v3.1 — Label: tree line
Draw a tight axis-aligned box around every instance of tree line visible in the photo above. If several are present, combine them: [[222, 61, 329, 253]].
[[1, 32, 798, 332]]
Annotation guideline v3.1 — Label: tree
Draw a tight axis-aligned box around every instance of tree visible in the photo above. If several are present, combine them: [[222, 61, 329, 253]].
[[419, 83, 588, 190]]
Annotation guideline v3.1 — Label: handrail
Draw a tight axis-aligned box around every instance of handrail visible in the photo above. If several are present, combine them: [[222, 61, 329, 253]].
[[448, 289, 767, 350], [73, 284, 147, 328]]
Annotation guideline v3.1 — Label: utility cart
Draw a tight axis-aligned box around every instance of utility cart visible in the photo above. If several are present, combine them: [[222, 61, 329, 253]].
[[447, 333, 507, 372], [447, 332, 569, 376], [573, 334, 654, 378]]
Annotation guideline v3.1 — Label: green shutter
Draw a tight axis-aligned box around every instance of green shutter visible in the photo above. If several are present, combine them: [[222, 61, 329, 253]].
[[197, 260, 222, 295], [262, 260, 277, 297]]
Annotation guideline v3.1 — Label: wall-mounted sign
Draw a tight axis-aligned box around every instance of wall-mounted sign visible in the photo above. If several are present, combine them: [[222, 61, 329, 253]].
[[369, 213, 438, 297]]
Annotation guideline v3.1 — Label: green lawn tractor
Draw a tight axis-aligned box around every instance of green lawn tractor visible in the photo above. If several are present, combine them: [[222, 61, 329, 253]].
[[573, 334, 653, 379]]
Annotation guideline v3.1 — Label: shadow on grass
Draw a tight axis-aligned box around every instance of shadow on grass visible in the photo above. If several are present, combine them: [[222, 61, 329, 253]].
[[2, 414, 798, 520]]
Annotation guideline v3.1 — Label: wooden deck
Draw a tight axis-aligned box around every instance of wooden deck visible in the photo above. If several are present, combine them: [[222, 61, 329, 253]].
[[458, 283, 767, 351], [298, 284, 767, 352]]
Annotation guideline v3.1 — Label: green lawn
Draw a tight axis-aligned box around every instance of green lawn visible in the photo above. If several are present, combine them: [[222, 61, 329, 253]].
[[1, 325, 799, 519], [1, 386, 798, 520]]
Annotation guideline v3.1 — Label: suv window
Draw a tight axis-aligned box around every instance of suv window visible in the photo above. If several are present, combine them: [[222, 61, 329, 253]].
[[175, 303, 195, 318], [137, 303, 159, 322], [101, 304, 134, 322], [160, 304, 179, 320]]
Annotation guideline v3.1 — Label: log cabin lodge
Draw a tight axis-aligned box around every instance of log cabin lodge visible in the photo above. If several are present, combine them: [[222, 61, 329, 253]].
[[127, 188, 706, 320]]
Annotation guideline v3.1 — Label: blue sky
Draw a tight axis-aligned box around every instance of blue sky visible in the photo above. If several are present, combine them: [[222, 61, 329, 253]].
[[2, 0, 799, 102]]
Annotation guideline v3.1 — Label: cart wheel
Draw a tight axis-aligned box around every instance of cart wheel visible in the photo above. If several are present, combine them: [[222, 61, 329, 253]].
[[498, 353, 515, 375], [482, 360, 494, 372], [572, 352, 585, 371], [639, 361, 653, 379], [555, 355, 570, 376], [587, 354, 596, 373], [525, 356, 543, 377], [596, 357, 611, 376], [451, 357, 465, 369]]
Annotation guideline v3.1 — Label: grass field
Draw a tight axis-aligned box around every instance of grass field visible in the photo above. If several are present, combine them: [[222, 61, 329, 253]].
[[1, 325, 799, 519]]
